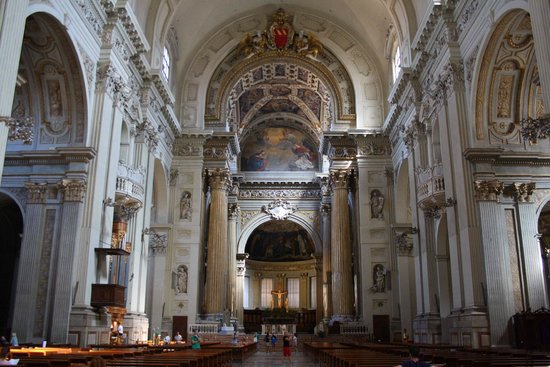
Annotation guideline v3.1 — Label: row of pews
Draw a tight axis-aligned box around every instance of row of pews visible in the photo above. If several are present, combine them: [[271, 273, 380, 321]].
[[7, 340, 257, 367], [303, 340, 550, 367]]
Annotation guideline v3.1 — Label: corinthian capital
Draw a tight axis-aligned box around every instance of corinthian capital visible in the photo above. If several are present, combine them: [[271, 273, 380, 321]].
[[474, 180, 503, 201], [329, 169, 354, 190], [59, 179, 87, 202], [25, 182, 47, 204], [509, 182, 536, 203], [206, 168, 231, 191]]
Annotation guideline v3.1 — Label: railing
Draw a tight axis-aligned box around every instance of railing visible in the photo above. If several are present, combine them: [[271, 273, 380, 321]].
[[416, 162, 445, 205], [340, 322, 368, 335], [188, 323, 219, 334], [116, 162, 145, 203]]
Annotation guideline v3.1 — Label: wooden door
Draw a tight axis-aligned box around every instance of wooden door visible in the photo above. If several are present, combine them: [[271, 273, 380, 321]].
[[373, 314, 390, 342], [172, 316, 188, 340]]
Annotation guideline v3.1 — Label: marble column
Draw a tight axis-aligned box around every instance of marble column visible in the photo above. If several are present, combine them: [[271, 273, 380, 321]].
[[529, 0, 550, 109], [475, 180, 514, 347], [320, 195, 332, 320], [0, 0, 29, 185], [512, 183, 547, 309], [204, 168, 231, 315], [227, 204, 239, 314], [148, 232, 168, 338], [12, 182, 48, 342], [300, 273, 309, 309], [252, 273, 262, 309], [50, 179, 87, 343], [330, 169, 355, 320], [235, 254, 248, 324]]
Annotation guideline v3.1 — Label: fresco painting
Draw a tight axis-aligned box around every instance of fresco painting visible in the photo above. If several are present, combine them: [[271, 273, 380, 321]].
[[245, 220, 315, 262], [241, 126, 319, 171]]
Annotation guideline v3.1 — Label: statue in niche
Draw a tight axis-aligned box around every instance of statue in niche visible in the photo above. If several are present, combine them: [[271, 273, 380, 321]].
[[372, 264, 385, 293], [48, 80, 62, 117], [179, 191, 192, 220], [370, 189, 384, 219], [175, 265, 188, 294]]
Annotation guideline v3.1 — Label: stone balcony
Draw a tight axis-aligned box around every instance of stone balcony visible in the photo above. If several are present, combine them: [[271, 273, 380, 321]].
[[416, 162, 446, 207], [115, 162, 145, 205]]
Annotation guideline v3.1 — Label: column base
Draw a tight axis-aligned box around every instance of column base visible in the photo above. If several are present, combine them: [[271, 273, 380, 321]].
[[69, 305, 111, 347], [123, 312, 149, 344], [446, 307, 490, 348], [413, 313, 442, 344]]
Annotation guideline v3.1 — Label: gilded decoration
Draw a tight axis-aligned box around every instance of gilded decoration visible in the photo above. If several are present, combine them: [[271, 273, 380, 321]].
[[474, 180, 504, 201], [238, 8, 323, 59], [475, 11, 535, 143]]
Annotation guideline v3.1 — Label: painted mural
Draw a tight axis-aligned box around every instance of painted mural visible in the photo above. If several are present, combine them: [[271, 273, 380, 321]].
[[245, 220, 314, 262], [241, 126, 319, 171]]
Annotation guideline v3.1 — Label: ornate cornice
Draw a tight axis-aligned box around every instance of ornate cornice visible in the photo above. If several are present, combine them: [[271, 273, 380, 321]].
[[5, 147, 96, 167], [464, 148, 550, 166], [474, 180, 504, 201], [351, 132, 392, 157]]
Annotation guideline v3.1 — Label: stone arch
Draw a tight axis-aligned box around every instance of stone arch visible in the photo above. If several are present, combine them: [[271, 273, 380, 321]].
[[394, 159, 411, 224], [0, 192, 24, 335], [238, 212, 322, 255], [151, 159, 169, 224], [9, 11, 87, 150], [474, 9, 541, 145], [180, 7, 384, 130]]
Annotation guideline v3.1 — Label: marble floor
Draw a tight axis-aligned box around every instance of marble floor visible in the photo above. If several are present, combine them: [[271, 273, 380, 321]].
[[233, 349, 319, 366]]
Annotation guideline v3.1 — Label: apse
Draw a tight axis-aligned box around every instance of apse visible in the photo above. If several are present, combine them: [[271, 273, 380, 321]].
[[245, 220, 315, 262]]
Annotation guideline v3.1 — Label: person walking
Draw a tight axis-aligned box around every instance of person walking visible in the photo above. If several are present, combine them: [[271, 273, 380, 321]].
[[282, 333, 292, 364], [264, 332, 271, 353], [271, 333, 278, 352]]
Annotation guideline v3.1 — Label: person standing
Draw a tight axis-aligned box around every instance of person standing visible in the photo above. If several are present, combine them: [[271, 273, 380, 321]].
[[282, 333, 291, 364], [9, 333, 18, 347], [191, 330, 201, 350], [292, 333, 298, 352], [271, 333, 277, 352]]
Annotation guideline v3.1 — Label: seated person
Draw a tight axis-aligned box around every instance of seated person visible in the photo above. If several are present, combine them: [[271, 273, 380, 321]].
[[399, 346, 430, 367]]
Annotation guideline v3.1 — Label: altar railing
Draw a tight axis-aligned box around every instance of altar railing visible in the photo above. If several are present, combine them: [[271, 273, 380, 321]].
[[188, 323, 218, 334], [340, 321, 368, 335]]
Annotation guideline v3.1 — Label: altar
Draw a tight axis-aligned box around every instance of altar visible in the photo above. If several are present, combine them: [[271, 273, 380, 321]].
[[261, 289, 296, 334], [262, 323, 296, 335]]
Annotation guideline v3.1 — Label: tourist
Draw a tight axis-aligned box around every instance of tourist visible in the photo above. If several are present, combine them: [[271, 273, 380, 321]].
[[174, 331, 183, 343], [264, 332, 271, 353], [191, 330, 201, 350], [271, 333, 277, 350], [9, 334, 17, 347], [400, 346, 430, 367], [231, 332, 239, 345], [282, 333, 291, 363], [163, 334, 171, 344], [292, 333, 298, 351]]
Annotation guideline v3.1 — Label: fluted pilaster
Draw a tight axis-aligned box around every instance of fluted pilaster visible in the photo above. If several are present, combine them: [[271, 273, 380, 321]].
[[475, 180, 514, 346], [329, 170, 355, 320], [511, 183, 547, 309], [13, 182, 48, 342], [227, 204, 239, 313], [320, 202, 332, 319], [529, 0, 550, 109], [204, 168, 231, 314], [51, 179, 87, 343]]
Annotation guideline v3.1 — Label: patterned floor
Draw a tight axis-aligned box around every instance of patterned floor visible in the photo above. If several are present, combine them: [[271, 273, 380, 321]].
[[233, 348, 319, 366]]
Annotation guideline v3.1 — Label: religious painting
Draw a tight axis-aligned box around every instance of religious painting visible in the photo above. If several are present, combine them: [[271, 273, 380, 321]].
[[240, 126, 319, 171], [245, 220, 315, 262], [239, 88, 264, 119], [297, 89, 322, 119]]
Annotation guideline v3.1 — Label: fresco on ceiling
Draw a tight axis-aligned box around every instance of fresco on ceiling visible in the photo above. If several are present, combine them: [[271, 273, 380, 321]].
[[297, 89, 321, 119], [239, 88, 264, 118], [245, 220, 315, 262], [241, 126, 319, 171], [260, 99, 300, 114]]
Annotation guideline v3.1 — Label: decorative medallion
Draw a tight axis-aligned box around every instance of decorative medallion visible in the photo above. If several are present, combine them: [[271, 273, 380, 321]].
[[262, 199, 296, 220]]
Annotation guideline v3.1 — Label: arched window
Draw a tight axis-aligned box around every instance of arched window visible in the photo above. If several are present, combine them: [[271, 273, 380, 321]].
[[392, 45, 401, 83], [162, 46, 170, 80]]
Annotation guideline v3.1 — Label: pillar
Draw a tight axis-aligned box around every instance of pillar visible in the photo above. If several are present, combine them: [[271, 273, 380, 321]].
[[475, 180, 514, 347], [300, 272, 309, 309], [0, 0, 29, 185], [12, 182, 47, 342], [204, 168, 231, 315], [330, 169, 355, 321], [529, 0, 550, 109], [227, 204, 239, 314], [50, 179, 87, 343], [512, 183, 547, 309], [320, 195, 332, 320], [235, 254, 248, 324]]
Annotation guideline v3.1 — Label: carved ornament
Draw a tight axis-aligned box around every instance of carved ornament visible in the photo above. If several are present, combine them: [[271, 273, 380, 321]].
[[262, 199, 296, 220], [59, 179, 87, 203], [25, 182, 48, 204], [2, 115, 33, 145], [474, 180, 504, 201]]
